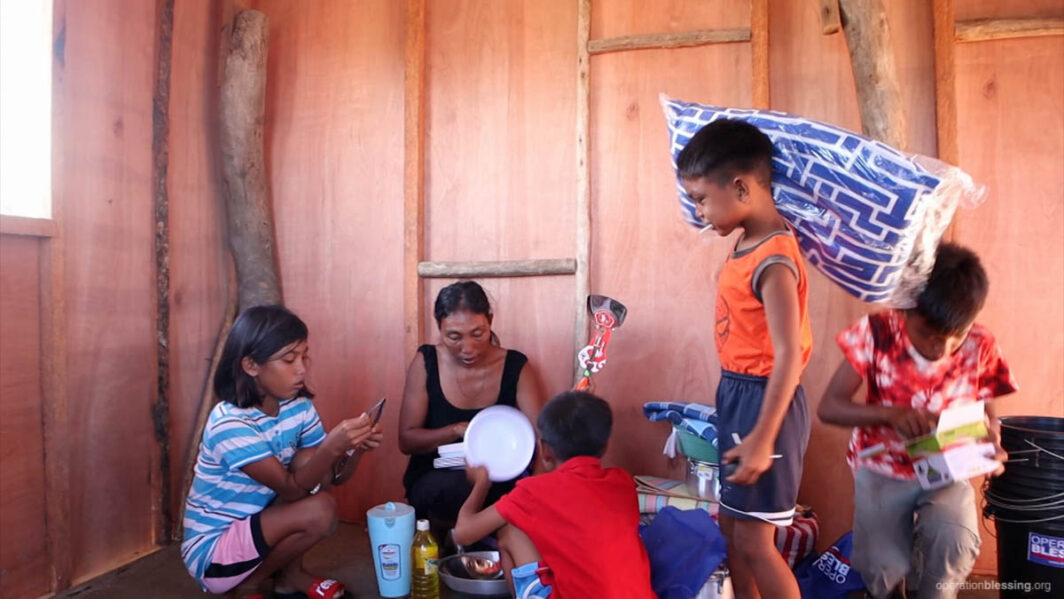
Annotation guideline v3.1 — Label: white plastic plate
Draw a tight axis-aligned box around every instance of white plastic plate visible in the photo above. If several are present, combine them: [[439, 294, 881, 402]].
[[464, 405, 535, 482]]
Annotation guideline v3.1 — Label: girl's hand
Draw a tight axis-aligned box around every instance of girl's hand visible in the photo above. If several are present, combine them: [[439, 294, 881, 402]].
[[357, 425, 384, 452], [723, 433, 774, 485], [325, 414, 376, 455], [887, 407, 938, 440]]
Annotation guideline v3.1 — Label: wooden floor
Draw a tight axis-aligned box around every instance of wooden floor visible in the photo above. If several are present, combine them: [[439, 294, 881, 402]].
[[54, 522, 1003, 598]]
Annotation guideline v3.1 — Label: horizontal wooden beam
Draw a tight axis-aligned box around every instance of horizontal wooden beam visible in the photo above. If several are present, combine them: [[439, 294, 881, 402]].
[[418, 259, 577, 278], [0, 215, 56, 237], [955, 17, 1064, 43], [588, 28, 750, 55]]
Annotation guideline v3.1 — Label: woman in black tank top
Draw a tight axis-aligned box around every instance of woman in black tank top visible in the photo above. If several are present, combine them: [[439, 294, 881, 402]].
[[398, 281, 544, 528]]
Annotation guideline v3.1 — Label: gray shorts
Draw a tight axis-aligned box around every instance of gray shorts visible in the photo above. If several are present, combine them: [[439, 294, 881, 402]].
[[852, 468, 981, 599]]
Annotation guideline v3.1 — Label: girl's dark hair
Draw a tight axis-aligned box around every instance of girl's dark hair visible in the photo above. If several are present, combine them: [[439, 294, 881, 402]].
[[676, 119, 774, 188], [214, 305, 313, 408], [433, 280, 500, 345], [915, 243, 989, 334], [537, 391, 612, 461]]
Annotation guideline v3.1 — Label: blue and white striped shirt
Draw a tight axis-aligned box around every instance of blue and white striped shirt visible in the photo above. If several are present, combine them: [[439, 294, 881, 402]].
[[181, 397, 326, 584]]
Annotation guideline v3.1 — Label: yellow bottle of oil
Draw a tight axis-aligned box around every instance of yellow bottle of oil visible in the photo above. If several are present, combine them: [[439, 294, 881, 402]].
[[411, 519, 440, 599]]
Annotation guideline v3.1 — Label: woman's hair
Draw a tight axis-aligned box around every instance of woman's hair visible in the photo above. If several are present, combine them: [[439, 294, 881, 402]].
[[433, 280, 500, 345], [214, 305, 314, 408]]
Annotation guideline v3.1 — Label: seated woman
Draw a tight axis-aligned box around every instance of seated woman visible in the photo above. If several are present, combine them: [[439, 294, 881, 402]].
[[398, 280, 544, 529]]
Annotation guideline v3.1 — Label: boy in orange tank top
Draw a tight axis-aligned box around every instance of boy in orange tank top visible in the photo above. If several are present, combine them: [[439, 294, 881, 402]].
[[678, 119, 813, 599]]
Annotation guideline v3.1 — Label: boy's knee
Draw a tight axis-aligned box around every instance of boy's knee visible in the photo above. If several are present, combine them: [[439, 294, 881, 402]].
[[916, 521, 979, 576]]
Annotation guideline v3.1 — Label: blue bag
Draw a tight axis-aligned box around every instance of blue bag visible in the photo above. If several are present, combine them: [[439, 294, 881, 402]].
[[640, 507, 727, 599], [794, 532, 866, 599]]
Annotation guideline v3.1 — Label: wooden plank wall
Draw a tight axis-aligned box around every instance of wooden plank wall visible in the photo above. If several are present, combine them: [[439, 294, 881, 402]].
[[166, 0, 229, 524], [952, 0, 1064, 574], [0, 237, 50, 597], [56, 0, 161, 584], [587, 1, 752, 474], [422, 0, 579, 398], [248, 0, 408, 517]]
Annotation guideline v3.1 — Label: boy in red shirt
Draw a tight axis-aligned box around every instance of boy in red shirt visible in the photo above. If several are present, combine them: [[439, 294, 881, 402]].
[[818, 243, 1016, 598], [678, 119, 813, 599], [454, 391, 655, 598]]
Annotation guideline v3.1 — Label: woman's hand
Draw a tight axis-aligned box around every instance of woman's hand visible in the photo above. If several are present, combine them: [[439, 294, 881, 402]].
[[451, 421, 469, 441]]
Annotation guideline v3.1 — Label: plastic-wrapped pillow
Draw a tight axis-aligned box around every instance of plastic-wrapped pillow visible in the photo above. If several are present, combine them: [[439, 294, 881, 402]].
[[660, 95, 984, 306]]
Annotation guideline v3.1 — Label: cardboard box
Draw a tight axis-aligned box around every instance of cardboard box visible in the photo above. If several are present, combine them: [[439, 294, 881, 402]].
[[907, 401, 999, 490]]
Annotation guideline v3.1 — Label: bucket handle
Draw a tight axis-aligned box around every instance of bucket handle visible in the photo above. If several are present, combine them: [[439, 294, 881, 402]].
[[1024, 438, 1064, 462]]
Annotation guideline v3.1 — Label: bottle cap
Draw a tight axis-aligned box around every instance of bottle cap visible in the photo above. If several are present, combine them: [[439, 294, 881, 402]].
[[416, 519, 430, 531]]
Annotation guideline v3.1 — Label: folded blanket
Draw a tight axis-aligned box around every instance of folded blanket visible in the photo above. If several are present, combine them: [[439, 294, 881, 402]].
[[643, 402, 718, 444]]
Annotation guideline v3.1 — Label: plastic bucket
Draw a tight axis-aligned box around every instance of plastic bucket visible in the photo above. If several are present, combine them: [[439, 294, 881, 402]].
[[984, 417, 1064, 597], [366, 501, 415, 597]]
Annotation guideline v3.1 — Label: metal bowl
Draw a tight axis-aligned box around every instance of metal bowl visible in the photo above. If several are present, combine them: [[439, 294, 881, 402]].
[[438, 551, 510, 596]]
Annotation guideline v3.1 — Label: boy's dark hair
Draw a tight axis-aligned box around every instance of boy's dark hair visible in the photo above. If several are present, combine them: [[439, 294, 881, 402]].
[[536, 391, 612, 461], [676, 119, 774, 188], [434, 280, 500, 345], [915, 243, 988, 334], [215, 305, 313, 408]]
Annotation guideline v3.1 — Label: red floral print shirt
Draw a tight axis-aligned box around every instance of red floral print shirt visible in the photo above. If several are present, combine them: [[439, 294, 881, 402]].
[[836, 310, 1017, 480]]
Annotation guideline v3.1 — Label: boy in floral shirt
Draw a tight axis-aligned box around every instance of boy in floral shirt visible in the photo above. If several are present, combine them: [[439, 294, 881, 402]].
[[818, 243, 1016, 599]]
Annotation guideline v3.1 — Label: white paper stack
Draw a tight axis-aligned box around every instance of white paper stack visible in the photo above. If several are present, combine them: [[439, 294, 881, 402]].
[[433, 442, 465, 469]]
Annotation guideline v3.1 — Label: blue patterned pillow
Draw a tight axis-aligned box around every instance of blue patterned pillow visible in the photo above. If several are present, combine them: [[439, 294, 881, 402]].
[[661, 95, 981, 305]]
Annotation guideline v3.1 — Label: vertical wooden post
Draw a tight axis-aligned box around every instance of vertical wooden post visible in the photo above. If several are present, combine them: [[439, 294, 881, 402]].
[[838, 0, 909, 150], [933, 0, 958, 241], [43, 0, 72, 590], [751, 0, 770, 109], [574, 0, 591, 379], [933, 0, 958, 166], [404, 0, 426, 359], [150, 0, 175, 545]]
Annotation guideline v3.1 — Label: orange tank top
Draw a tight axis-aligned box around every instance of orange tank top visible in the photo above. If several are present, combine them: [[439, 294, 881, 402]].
[[715, 230, 813, 377]]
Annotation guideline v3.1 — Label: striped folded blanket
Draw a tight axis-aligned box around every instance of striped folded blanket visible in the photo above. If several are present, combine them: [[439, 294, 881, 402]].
[[643, 401, 718, 443]]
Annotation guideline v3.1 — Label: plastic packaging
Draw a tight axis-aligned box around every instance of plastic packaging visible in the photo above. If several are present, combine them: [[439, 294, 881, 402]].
[[411, 519, 440, 599], [660, 95, 986, 307]]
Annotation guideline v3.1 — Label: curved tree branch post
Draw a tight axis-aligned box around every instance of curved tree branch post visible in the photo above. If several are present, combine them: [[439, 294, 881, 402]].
[[177, 9, 282, 539], [839, 0, 908, 150], [219, 9, 282, 312]]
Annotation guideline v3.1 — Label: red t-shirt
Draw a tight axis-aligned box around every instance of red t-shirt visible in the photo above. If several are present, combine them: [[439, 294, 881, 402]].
[[493, 456, 655, 599], [837, 310, 1018, 480]]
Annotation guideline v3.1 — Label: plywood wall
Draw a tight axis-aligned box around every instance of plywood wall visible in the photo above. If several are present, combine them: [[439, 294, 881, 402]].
[[952, 0, 1064, 572], [0, 236, 50, 597], [166, 0, 230, 527], [248, 0, 409, 517], [56, 0, 161, 584]]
